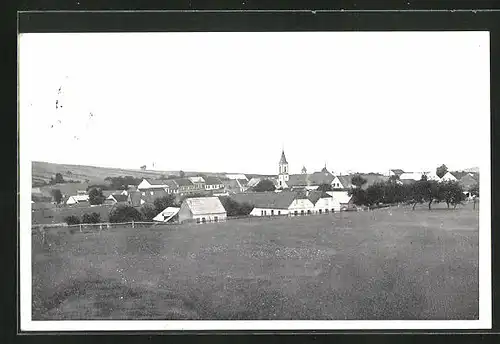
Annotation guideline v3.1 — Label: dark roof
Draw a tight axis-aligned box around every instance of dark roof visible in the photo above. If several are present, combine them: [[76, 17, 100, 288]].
[[390, 169, 405, 176], [204, 176, 223, 185], [307, 191, 332, 205], [175, 178, 194, 187], [164, 180, 179, 189], [111, 194, 128, 202], [128, 192, 142, 206], [358, 174, 389, 190], [450, 171, 469, 180], [140, 189, 168, 204], [230, 191, 297, 209], [458, 174, 479, 189], [309, 171, 335, 185], [321, 166, 329, 173], [286, 174, 308, 187], [279, 150, 288, 164], [335, 175, 353, 189], [147, 179, 168, 186]]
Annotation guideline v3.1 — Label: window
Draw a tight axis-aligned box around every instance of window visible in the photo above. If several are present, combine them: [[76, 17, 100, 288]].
[[307, 210, 311, 215], [202, 217, 206, 223], [271, 210, 274, 216], [142, 192, 146, 196], [150, 191, 154, 195], [196, 218, 201, 224], [301, 210, 304, 215], [319, 209, 322, 214], [332, 209, 335, 213], [261, 210, 264, 216], [214, 216, 218, 222], [294, 211, 298, 216], [325, 209, 329, 213], [278, 211, 281, 215], [263, 210, 267, 216]]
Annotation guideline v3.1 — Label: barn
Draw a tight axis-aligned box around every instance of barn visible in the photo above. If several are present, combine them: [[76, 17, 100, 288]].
[[178, 197, 227, 224], [230, 191, 297, 217], [308, 191, 341, 213]]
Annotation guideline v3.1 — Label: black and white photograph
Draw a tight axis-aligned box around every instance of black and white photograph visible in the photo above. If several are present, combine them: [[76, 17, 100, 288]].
[[19, 30, 491, 331]]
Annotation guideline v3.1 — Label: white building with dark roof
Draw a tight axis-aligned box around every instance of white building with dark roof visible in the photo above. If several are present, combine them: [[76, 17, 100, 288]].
[[178, 197, 227, 224]]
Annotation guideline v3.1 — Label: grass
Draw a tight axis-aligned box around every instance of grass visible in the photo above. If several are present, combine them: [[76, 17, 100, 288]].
[[32, 203, 479, 320]]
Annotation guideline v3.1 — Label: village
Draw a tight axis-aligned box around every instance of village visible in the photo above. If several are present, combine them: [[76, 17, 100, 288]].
[[30, 149, 480, 227]]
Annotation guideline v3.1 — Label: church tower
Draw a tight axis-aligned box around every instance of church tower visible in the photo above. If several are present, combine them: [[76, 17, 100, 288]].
[[278, 149, 289, 188]]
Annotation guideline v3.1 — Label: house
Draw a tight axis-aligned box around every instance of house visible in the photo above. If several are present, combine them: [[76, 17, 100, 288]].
[[331, 175, 353, 190], [423, 171, 442, 182], [204, 176, 224, 191], [221, 179, 242, 194], [139, 188, 169, 205], [137, 178, 169, 191], [226, 174, 248, 181], [66, 194, 90, 205], [153, 207, 180, 222], [288, 192, 315, 216], [178, 197, 227, 224], [127, 191, 143, 206], [441, 171, 458, 182], [175, 178, 197, 194], [105, 194, 129, 204], [388, 169, 405, 178], [458, 173, 479, 191], [399, 172, 425, 184], [189, 176, 206, 191], [327, 191, 354, 211], [247, 177, 262, 189], [308, 191, 341, 213], [230, 191, 297, 216]]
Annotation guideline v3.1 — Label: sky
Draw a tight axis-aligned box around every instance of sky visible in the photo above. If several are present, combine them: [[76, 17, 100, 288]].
[[19, 31, 490, 175]]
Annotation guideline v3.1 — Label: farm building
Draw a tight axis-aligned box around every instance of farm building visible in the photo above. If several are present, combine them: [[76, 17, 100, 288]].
[[105, 194, 129, 205], [308, 191, 341, 213], [225, 174, 248, 181], [331, 175, 353, 190], [388, 169, 405, 178], [153, 207, 180, 223], [459, 173, 479, 191], [178, 197, 227, 224], [189, 176, 206, 190], [221, 179, 244, 194], [204, 176, 224, 191], [66, 194, 90, 205], [327, 191, 354, 210], [440, 171, 458, 182], [288, 192, 315, 216], [137, 179, 169, 191], [230, 191, 297, 217], [175, 178, 197, 194]]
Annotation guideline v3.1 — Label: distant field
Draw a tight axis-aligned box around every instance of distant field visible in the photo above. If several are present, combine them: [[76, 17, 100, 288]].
[[32, 203, 479, 320]]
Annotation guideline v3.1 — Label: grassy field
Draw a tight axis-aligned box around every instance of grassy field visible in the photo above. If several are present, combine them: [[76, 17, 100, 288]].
[[32, 203, 479, 320]]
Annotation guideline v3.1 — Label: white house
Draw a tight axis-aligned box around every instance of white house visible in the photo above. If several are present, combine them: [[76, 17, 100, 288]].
[[331, 175, 353, 190], [66, 194, 90, 205], [204, 176, 224, 191], [137, 178, 169, 191], [327, 191, 353, 209], [308, 191, 341, 213], [226, 174, 248, 181], [105, 194, 129, 204], [153, 207, 180, 222], [288, 194, 315, 216], [441, 171, 458, 182], [178, 197, 227, 224], [231, 192, 297, 217], [423, 171, 442, 182]]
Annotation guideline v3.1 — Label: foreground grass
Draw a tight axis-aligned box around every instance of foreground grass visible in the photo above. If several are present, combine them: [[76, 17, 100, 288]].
[[32, 203, 479, 320]]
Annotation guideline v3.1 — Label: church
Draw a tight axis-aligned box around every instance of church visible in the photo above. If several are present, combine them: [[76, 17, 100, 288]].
[[277, 149, 335, 190]]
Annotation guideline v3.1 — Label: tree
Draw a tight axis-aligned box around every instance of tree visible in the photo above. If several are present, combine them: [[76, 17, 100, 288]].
[[317, 183, 333, 192], [219, 197, 253, 216], [366, 183, 385, 208], [407, 181, 425, 210], [436, 164, 448, 179], [470, 183, 479, 209], [422, 179, 441, 210], [82, 212, 101, 224], [109, 205, 143, 223], [64, 215, 80, 225], [179, 170, 185, 178], [351, 174, 367, 189], [154, 195, 177, 214], [55, 173, 65, 184], [140, 203, 158, 221], [88, 187, 106, 205], [439, 181, 462, 208], [51, 189, 63, 204], [252, 179, 276, 192], [348, 188, 368, 207], [388, 175, 400, 184]]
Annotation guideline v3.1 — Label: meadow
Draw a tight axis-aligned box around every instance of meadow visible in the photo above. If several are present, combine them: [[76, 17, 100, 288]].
[[32, 203, 479, 320]]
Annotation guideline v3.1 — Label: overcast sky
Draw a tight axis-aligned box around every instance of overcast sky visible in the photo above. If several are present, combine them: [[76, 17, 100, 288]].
[[19, 32, 489, 175]]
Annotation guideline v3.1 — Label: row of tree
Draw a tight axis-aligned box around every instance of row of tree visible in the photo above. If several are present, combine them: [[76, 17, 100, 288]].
[[348, 177, 478, 210]]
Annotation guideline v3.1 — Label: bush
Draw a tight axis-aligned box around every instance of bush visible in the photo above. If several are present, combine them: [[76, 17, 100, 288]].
[[154, 195, 177, 214], [219, 197, 254, 217], [64, 215, 80, 225], [81, 212, 101, 224], [140, 203, 158, 221], [109, 204, 143, 223]]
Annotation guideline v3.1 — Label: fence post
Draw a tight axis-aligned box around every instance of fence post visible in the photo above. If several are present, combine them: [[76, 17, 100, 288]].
[[79, 224, 82, 232], [132, 221, 135, 229]]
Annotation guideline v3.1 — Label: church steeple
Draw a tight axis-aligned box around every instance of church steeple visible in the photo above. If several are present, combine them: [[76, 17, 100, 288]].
[[278, 148, 289, 187]]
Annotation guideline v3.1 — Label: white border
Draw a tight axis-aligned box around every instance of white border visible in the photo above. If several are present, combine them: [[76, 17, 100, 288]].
[[19, 31, 491, 331]]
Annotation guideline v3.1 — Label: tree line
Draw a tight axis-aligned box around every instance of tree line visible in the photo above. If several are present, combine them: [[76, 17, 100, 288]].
[[347, 176, 478, 210]]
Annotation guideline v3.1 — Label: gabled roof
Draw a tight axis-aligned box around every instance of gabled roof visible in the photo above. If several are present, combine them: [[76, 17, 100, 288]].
[[236, 179, 248, 186], [230, 191, 297, 209], [335, 175, 353, 189], [307, 191, 332, 205], [286, 174, 308, 187], [204, 176, 223, 185], [458, 174, 479, 189], [111, 194, 128, 202], [189, 176, 206, 183], [164, 179, 179, 189], [184, 197, 226, 215], [450, 171, 468, 180], [247, 177, 262, 188], [147, 179, 169, 186], [309, 171, 335, 185], [140, 189, 168, 204], [175, 178, 194, 187], [153, 207, 180, 222], [390, 169, 405, 176]]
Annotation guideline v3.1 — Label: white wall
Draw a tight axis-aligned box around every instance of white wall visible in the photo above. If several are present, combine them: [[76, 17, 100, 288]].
[[288, 199, 315, 215], [314, 197, 341, 213], [193, 212, 227, 223], [250, 208, 289, 216]]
